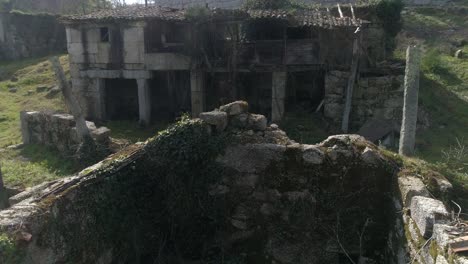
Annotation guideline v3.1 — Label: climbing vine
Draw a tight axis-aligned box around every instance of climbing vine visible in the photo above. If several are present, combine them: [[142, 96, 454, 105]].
[[0, 233, 23, 263]]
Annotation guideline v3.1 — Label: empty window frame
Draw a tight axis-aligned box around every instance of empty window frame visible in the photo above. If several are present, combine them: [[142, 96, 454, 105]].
[[100, 27, 110, 42]]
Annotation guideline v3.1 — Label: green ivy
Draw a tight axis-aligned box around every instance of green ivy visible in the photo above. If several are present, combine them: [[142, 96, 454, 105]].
[[0, 234, 23, 263]]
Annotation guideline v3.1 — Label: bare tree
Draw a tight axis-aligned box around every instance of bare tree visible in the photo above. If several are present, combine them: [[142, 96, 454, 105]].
[[50, 57, 92, 141]]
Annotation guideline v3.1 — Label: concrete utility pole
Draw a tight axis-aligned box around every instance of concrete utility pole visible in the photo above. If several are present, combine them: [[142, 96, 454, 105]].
[[399, 45, 422, 156]]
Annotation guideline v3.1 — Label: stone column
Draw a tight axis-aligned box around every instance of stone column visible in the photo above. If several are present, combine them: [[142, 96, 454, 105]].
[[399, 46, 421, 156], [272, 71, 287, 122], [20, 111, 31, 144], [94, 78, 106, 121], [137, 79, 151, 126], [191, 70, 205, 118]]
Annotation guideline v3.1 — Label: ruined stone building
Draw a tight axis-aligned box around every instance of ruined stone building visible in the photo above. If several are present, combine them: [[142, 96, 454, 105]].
[[62, 5, 403, 131], [0, 11, 66, 60]]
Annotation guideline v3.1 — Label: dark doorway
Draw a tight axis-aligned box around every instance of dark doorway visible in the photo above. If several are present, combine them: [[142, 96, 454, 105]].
[[285, 70, 325, 113], [205, 72, 272, 119], [238, 72, 272, 118], [206, 73, 237, 112], [149, 71, 191, 121], [105, 78, 139, 120]]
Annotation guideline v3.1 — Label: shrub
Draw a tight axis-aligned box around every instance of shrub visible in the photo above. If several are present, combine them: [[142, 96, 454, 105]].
[[441, 138, 468, 169], [374, 0, 405, 52], [422, 49, 445, 74]]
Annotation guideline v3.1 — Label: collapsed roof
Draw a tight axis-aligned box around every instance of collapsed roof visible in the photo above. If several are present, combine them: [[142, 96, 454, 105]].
[[61, 5, 368, 28]]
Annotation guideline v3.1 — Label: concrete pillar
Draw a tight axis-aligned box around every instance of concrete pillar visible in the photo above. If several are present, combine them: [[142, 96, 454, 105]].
[[191, 70, 205, 118], [399, 46, 421, 156], [272, 71, 287, 122], [137, 79, 151, 126], [95, 78, 106, 121]]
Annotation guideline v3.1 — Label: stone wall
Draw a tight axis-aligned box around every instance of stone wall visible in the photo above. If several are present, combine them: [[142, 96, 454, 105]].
[[20, 111, 110, 154], [397, 173, 468, 263], [324, 71, 405, 131], [0, 11, 66, 61], [2, 102, 403, 264]]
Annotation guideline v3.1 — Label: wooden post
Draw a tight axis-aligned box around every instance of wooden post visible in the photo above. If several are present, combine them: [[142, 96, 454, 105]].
[[399, 46, 421, 156], [49, 56, 92, 141], [341, 32, 361, 133]]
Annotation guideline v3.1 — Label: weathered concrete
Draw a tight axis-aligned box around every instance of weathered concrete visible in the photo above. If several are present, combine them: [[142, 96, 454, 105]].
[[398, 176, 430, 206], [191, 70, 206, 118], [145, 53, 191, 70], [399, 45, 422, 156], [137, 79, 151, 126], [122, 24, 145, 64], [410, 196, 449, 238], [272, 71, 286, 122]]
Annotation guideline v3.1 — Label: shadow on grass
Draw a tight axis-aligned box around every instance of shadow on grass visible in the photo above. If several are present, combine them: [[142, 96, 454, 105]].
[[105, 120, 170, 143], [417, 75, 468, 160], [280, 112, 329, 145], [20, 144, 78, 176]]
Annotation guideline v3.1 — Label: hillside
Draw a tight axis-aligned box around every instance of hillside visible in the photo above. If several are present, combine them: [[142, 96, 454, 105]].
[[0, 56, 164, 188], [394, 6, 468, 159]]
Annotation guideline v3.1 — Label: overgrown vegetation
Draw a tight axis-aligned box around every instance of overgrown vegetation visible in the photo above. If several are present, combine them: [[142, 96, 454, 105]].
[[41, 116, 231, 262], [373, 0, 405, 52], [0, 233, 23, 263]]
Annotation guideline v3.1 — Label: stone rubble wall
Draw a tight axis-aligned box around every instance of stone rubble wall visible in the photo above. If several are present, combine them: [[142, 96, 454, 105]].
[[398, 174, 468, 263], [20, 111, 111, 154], [0, 12, 66, 61], [2, 102, 403, 264], [324, 71, 405, 130]]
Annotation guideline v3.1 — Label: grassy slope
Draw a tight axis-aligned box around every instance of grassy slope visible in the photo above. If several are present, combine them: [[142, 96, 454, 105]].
[[0, 56, 168, 188], [0, 56, 68, 147], [390, 6, 468, 206], [0, 56, 76, 187], [396, 7, 468, 161]]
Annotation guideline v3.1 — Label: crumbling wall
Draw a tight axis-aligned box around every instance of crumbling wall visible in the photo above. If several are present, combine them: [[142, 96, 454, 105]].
[[20, 111, 110, 154], [1, 102, 404, 264], [397, 172, 468, 263], [323, 71, 405, 130], [0, 12, 66, 61]]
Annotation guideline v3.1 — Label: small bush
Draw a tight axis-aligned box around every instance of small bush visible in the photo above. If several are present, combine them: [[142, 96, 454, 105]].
[[374, 0, 405, 52], [422, 49, 445, 74], [441, 138, 468, 169]]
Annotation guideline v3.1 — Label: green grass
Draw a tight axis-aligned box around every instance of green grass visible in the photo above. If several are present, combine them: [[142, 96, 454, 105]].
[[280, 112, 329, 144], [0, 56, 70, 188], [105, 120, 169, 143], [0, 56, 68, 147], [396, 8, 468, 163], [0, 145, 77, 188], [396, 7, 468, 208]]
